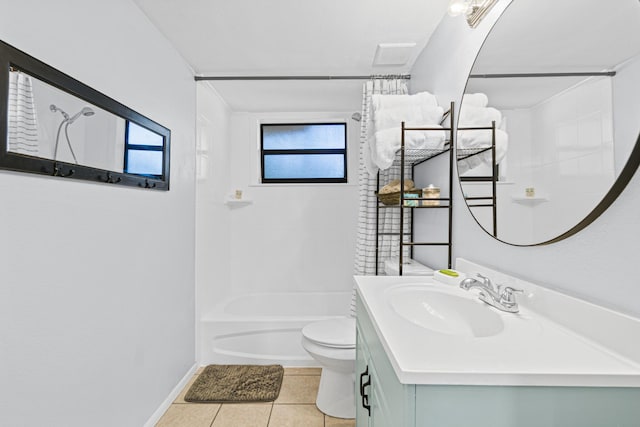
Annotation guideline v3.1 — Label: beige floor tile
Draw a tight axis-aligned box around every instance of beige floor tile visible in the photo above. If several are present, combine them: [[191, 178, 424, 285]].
[[155, 403, 220, 427], [283, 367, 322, 376], [325, 414, 356, 427], [268, 404, 324, 427], [211, 404, 272, 427], [174, 368, 205, 403], [275, 375, 320, 404]]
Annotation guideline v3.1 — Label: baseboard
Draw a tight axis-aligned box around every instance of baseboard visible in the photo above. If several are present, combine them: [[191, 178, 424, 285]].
[[143, 362, 199, 427]]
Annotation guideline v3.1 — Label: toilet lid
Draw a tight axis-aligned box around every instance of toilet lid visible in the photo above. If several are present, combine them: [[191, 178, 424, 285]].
[[302, 318, 356, 348]]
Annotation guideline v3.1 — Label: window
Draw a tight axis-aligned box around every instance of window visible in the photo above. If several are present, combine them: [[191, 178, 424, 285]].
[[261, 123, 347, 183], [124, 121, 165, 177]]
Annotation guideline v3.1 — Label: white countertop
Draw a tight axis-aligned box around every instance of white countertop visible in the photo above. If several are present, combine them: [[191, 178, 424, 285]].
[[354, 271, 640, 387]]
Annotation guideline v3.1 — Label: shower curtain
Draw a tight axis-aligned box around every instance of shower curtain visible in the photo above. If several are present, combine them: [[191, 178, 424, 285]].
[[7, 70, 39, 155], [350, 77, 410, 315]]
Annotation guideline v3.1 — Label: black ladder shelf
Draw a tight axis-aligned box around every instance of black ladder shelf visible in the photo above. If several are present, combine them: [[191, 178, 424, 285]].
[[375, 101, 455, 276]]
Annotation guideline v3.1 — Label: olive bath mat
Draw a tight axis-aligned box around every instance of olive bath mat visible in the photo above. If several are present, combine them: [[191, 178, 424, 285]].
[[184, 364, 284, 403]]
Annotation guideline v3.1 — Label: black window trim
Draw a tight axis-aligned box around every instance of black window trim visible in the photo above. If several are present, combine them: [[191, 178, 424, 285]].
[[260, 122, 348, 184], [123, 120, 165, 179]]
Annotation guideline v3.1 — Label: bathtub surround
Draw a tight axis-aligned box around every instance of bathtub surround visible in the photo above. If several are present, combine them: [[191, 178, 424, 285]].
[[0, 1, 197, 426], [201, 291, 352, 366], [411, 0, 640, 318], [196, 102, 360, 363]]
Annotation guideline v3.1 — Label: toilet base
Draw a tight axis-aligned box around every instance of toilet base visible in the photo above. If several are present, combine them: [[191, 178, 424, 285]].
[[316, 367, 355, 419]]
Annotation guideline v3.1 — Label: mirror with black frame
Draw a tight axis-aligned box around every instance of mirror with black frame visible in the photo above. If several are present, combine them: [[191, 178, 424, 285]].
[[457, 0, 640, 245], [0, 40, 170, 190]]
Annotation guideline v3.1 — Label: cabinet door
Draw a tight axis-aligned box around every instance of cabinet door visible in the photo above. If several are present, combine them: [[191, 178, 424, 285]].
[[355, 329, 372, 427]]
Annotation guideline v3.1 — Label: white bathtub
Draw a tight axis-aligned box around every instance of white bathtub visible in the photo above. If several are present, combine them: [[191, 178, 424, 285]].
[[200, 291, 352, 366]]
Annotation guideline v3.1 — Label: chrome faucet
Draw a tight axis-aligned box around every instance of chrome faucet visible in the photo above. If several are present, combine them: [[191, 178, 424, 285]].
[[460, 273, 523, 313]]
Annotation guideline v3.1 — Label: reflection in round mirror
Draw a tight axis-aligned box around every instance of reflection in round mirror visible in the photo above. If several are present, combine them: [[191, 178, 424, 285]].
[[457, 0, 640, 245]]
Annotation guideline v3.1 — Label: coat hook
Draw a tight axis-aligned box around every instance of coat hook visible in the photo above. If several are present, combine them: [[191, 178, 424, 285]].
[[101, 172, 121, 184], [139, 178, 156, 189], [52, 163, 75, 177]]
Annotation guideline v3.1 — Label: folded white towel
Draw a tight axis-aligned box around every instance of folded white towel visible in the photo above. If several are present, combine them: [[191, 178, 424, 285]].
[[462, 93, 488, 108], [459, 105, 502, 128], [372, 91, 439, 111], [365, 90, 445, 173], [372, 125, 446, 171], [457, 128, 509, 174], [373, 105, 444, 134]]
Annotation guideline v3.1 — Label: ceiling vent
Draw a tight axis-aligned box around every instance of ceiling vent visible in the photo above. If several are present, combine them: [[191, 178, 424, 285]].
[[373, 43, 417, 66]]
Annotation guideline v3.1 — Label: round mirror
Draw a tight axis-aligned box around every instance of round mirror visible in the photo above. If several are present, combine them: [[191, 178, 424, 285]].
[[457, 0, 640, 245]]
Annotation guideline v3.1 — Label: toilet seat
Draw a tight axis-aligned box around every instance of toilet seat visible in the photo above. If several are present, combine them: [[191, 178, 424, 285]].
[[301, 318, 356, 348]]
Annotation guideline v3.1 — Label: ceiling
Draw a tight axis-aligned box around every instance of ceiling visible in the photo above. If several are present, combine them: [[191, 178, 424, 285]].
[[132, 0, 449, 112]]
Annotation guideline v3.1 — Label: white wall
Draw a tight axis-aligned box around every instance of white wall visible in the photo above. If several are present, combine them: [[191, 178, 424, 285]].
[[410, 0, 640, 317], [195, 108, 360, 329], [0, 1, 197, 426]]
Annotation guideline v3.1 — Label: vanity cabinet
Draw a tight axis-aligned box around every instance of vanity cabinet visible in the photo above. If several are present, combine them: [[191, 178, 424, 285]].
[[355, 292, 640, 427], [356, 294, 415, 427]]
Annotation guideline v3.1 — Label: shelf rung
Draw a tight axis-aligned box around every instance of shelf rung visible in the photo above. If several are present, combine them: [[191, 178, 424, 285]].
[[404, 126, 452, 131], [379, 204, 451, 209], [465, 197, 493, 200], [457, 126, 494, 130], [460, 176, 495, 182], [401, 242, 450, 246], [468, 204, 494, 208]]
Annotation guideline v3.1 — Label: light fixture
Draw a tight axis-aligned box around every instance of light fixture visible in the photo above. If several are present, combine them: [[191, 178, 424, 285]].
[[447, 0, 498, 28]]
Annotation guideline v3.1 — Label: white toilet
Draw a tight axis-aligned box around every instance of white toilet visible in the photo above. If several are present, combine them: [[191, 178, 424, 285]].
[[301, 317, 356, 419]]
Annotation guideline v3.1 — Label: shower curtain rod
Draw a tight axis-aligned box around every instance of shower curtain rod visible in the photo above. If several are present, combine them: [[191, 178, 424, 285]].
[[469, 71, 616, 78], [194, 74, 411, 81]]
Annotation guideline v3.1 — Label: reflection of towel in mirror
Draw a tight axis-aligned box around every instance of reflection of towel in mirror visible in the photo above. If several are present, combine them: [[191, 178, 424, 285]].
[[457, 129, 509, 174], [457, 94, 508, 174], [8, 71, 39, 155], [461, 93, 488, 108], [459, 105, 502, 128]]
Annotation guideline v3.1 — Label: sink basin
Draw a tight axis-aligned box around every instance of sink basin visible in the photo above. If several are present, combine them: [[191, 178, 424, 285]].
[[386, 285, 504, 338]]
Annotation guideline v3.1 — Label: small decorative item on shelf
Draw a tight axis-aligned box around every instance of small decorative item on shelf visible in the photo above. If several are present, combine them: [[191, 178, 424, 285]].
[[376, 188, 422, 206], [525, 187, 535, 198], [422, 184, 440, 206], [235, 189, 243, 199], [376, 179, 421, 206], [403, 192, 420, 207]]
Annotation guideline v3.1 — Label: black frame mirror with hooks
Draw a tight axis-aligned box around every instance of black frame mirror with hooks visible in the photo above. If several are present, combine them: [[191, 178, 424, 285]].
[[0, 39, 170, 190]]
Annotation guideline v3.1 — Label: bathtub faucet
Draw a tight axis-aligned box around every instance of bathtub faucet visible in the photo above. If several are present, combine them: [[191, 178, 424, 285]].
[[460, 273, 523, 313]]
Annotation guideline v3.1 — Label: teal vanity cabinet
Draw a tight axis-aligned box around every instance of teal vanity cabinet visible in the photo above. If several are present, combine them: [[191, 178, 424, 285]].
[[355, 293, 640, 427], [356, 293, 415, 427]]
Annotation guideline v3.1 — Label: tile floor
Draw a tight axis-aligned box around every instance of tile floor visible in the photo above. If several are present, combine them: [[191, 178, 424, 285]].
[[156, 367, 356, 427]]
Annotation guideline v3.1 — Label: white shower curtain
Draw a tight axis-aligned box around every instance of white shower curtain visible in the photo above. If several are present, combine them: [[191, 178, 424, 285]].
[[350, 77, 410, 315], [7, 70, 39, 155]]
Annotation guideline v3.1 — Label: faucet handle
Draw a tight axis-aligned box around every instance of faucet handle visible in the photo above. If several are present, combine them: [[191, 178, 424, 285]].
[[475, 273, 494, 290], [499, 286, 524, 305]]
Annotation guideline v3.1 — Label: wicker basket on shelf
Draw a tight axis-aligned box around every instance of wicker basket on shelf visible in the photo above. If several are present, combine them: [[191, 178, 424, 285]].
[[376, 188, 423, 206]]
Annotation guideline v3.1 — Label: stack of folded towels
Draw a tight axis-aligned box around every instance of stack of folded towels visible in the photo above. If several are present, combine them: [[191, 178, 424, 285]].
[[364, 92, 445, 175]]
